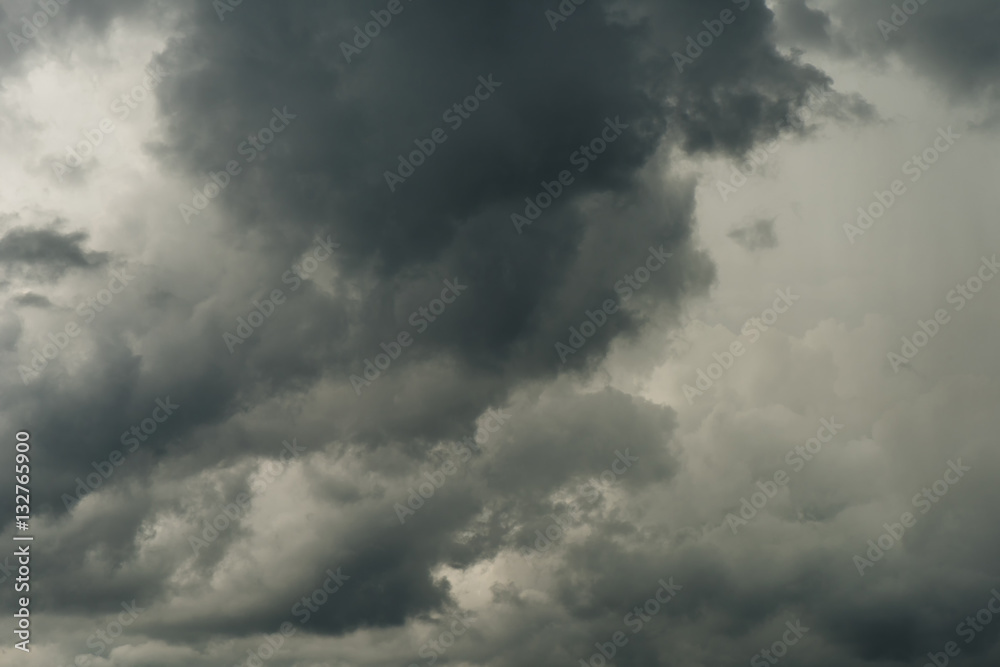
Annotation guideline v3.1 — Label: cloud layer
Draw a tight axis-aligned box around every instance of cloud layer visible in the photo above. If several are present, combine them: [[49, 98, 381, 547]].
[[0, 1, 998, 666]]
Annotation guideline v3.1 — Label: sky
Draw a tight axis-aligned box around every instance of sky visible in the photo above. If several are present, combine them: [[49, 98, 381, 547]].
[[0, 0, 998, 666]]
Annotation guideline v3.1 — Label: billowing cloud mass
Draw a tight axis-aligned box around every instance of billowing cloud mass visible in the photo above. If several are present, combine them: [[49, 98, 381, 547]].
[[0, 0, 999, 666]]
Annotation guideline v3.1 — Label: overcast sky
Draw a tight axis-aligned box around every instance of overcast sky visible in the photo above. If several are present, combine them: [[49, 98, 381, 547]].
[[1, 1, 999, 666]]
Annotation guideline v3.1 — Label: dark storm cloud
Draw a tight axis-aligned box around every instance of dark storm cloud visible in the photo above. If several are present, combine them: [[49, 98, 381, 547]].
[[728, 218, 778, 251], [11, 291, 51, 307], [652, 0, 834, 156], [0, 0, 885, 655], [4, 0, 839, 516], [0, 226, 108, 280], [134, 0, 842, 442]]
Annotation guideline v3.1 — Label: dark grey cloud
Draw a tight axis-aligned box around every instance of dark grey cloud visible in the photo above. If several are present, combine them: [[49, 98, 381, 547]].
[[131, 0, 845, 444], [0, 225, 108, 281], [11, 291, 51, 307]]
